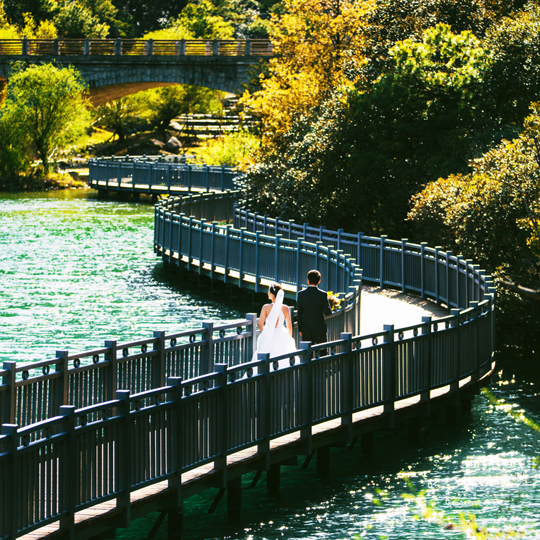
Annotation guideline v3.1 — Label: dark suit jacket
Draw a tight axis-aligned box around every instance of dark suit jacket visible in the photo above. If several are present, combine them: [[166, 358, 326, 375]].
[[297, 286, 332, 336]]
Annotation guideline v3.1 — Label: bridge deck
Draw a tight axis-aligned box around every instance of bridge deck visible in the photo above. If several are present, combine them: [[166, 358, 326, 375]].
[[19, 290, 450, 540]]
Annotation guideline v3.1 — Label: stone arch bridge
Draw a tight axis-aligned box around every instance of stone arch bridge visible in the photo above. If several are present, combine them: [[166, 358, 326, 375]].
[[0, 38, 273, 105]]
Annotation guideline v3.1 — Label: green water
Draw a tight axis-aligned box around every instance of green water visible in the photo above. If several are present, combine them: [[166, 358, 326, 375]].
[[2, 190, 539, 539], [0, 189, 247, 365]]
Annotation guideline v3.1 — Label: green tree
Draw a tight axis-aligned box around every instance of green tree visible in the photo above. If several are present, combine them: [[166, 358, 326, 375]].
[[0, 111, 31, 186], [2, 63, 91, 174], [54, 1, 109, 38], [362, 0, 525, 82], [244, 24, 499, 236], [1, 0, 55, 27], [484, 4, 540, 126], [175, 0, 235, 39], [95, 97, 140, 141], [111, 0, 188, 36], [407, 105, 540, 349]]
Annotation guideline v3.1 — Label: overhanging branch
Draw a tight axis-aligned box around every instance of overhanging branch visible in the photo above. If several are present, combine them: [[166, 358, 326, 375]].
[[500, 280, 540, 301]]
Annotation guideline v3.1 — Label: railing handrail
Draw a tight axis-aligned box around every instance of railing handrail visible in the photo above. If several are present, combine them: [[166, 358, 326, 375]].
[[88, 157, 241, 194], [0, 38, 274, 57], [234, 206, 496, 310]]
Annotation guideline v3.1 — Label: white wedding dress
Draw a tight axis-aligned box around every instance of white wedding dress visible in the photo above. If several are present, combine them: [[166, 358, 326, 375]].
[[253, 290, 298, 370]]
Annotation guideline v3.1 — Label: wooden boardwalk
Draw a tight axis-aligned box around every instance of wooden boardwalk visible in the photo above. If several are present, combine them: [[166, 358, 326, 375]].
[[18, 290, 463, 540]]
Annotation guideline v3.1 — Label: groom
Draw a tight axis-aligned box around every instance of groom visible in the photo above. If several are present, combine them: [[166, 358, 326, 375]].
[[297, 269, 332, 345]]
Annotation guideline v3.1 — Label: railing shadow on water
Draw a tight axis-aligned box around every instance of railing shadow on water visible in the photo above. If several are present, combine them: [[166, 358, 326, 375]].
[[0, 158, 496, 540]]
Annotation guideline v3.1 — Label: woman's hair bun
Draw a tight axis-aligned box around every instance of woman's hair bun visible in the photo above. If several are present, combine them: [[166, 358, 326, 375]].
[[269, 282, 282, 297]]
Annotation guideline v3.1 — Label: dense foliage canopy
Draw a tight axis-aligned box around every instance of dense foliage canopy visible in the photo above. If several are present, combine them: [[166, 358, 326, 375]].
[[1, 63, 91, 175]]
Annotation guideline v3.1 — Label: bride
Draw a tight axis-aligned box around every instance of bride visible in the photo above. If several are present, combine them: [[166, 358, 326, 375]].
[[253, 283, 297, 369]]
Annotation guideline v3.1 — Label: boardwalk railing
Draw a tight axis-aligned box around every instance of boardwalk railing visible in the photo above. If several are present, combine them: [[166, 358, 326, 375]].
[[0, 161, 496, 539], [155, 192, 363, 341], [0, 38, 273, 57], [0, 316, 259, 432], [0, 311, 494, 539], [88, 156, 239, 194], [234, 207, 494, 310]]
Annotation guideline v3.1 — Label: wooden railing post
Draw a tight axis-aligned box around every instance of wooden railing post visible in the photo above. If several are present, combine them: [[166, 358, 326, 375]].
[[469, 301, 480, 381], [255, 231, 260, 292], [116, 390, 132, 528], [223, 224, 231, 284], [340, 333, 353, 441], [84, 38, 90, 55], [420, 316, 432, 407], [257, 352, 271, 470], [445, 250, 453, 307], [420, 242, 427, 299], [1, 362, 16, 425], [401, 239, 408, 293], [212, 39, 219, 56], [1, 424, 18, 539], [22, 37, 28, 55], [299, 341, 313, 455], [383, 325, 395, 426], [214, 363, 228, 487], [456, 255, 463, 308], [199, 218, 206, 275], [115, 38, 122, 55], [167, 377, 184, 506], [105, 340, 118, 401], [434, 246, 441, 302], [379, 235, 387, 288], [53, 38, 59, 55], [274, 234, 282, 282], [450, 309, 461, 398], [244, 38, 251, 56], [238, 228, 245, 288], [153, 331, 167, 388], [247, 313, 258, 359], [54, 351, 70, 414], [59, 406, 76, 537], [146, 38, 154, 56], [296, 238, 302, 293], [202, 322, 214, 374]]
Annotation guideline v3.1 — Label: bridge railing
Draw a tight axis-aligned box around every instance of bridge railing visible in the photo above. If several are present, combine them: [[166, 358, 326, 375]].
[[0, 292, 494, 538], [235, 207, 494, 310], [0, 38, 273, 57], [88, 157, 239, 193]]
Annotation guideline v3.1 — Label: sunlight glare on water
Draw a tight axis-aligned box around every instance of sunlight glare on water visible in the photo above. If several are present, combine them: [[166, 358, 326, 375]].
[[0, 190, 246, 365]]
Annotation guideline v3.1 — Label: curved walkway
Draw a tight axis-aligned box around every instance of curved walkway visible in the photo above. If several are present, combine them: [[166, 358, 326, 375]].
[[3, 162, 496, 540], [361, 286, 448, 334]]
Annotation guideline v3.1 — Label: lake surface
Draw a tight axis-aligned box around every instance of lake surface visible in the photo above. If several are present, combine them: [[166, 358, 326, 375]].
[[0, 189, 248, 365], [1, 189, 539, 539]]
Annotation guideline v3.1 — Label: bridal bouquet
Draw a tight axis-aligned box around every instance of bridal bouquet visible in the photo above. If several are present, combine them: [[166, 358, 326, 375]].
[[327, 291, 342, 311]]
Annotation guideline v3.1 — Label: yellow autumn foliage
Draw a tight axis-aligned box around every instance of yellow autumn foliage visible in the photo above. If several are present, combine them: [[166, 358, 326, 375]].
[[241, 0, 375, 146]]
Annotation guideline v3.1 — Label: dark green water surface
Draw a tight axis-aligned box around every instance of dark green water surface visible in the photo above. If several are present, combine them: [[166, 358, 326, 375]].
[[1, 190, 539, 539], [0, 190, 246, 365]]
